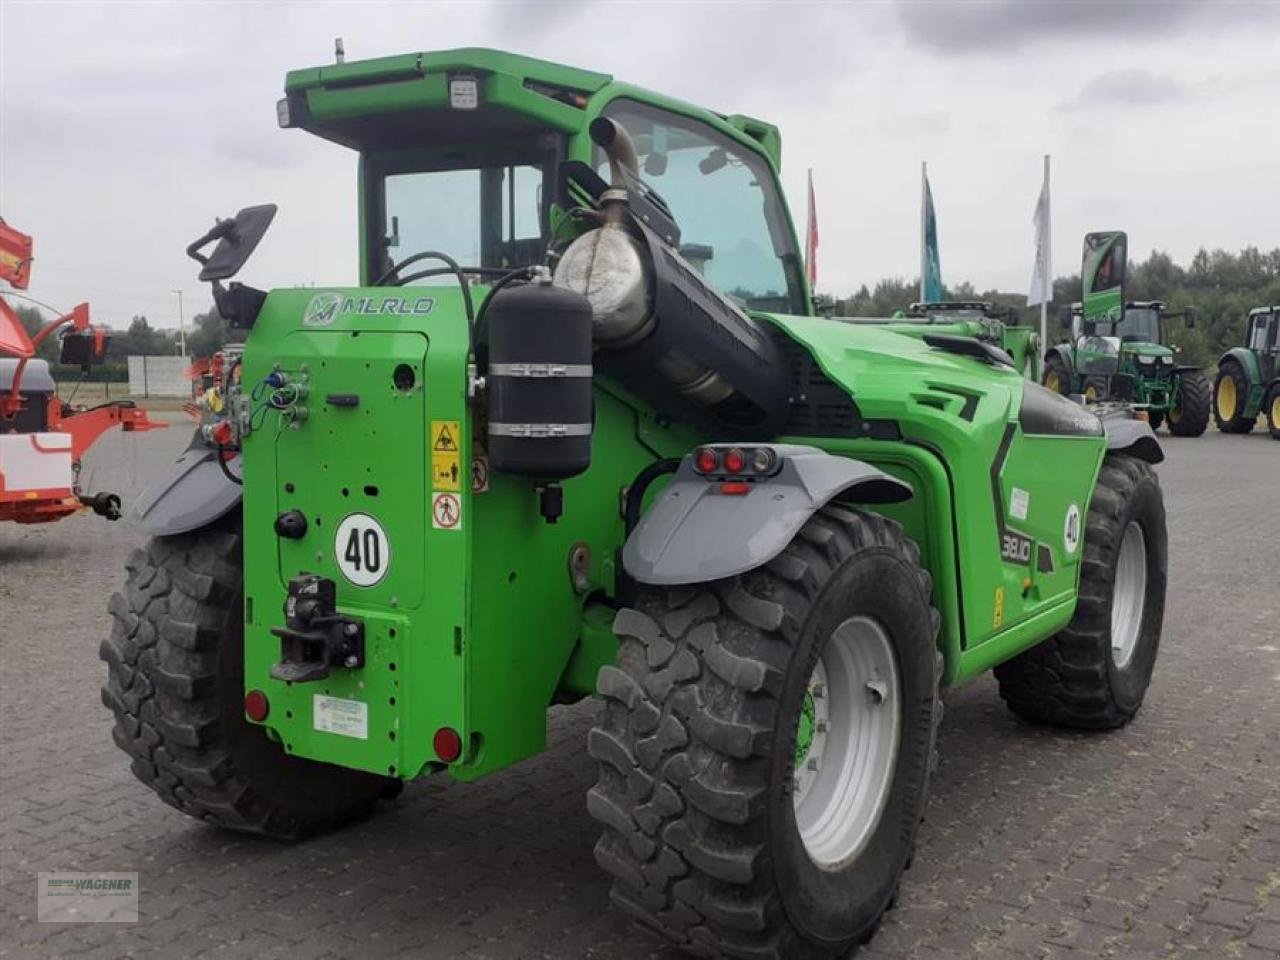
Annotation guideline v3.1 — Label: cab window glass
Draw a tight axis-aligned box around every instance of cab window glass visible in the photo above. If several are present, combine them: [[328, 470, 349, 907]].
[[599, 100, 800, 313], [376, 157, 547, 283]]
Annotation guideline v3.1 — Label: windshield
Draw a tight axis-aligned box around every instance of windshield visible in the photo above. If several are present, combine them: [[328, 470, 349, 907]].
[[365, 141, 559, 284], [1098, 306, 1160, 342], [599, 100, 803, 313]]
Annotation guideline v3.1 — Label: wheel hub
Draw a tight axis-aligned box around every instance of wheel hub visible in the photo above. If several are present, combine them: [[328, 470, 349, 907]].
[[793, 616, 900, 869], [1111, 521, 1148, 669], [1218, 376, 1237, 420]]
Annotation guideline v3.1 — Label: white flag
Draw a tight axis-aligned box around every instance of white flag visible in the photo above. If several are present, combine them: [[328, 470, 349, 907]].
[[1027, 156, 1052, 306]]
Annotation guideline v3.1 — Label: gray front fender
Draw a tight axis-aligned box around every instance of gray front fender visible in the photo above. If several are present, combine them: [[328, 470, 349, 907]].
[[1097, 408, 1164, 464], [622, 445, 912, 587], [130, 430, 243, 536]]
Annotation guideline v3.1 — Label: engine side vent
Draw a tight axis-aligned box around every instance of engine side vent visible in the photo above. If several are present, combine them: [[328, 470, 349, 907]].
[[774, 334, 901, 441]]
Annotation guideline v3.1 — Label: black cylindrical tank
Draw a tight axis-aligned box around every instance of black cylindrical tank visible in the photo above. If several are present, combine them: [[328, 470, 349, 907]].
[[487, 281, 594, 480]]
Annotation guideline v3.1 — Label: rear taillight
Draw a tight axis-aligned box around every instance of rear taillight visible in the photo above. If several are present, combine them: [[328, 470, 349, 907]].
[[691, 445, 781, 481], [433, 727, 463, 762], [244, 690, 269, 722]]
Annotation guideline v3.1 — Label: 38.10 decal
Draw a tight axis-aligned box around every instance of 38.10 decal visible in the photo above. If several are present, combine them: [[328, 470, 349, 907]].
[[334, 513, 391, 587]]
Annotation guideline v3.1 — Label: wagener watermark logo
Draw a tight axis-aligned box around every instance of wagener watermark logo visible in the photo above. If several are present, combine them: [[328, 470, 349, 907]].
[[39, 872, 138, 922]]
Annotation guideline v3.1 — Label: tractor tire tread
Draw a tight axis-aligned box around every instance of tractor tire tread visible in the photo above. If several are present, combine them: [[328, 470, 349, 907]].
[[587, 507, 939, 960], [994, 454, 1159, 729], [100, 512, 384, 839]]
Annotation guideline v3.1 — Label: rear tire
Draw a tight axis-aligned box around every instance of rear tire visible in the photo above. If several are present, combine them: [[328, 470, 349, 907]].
[[1043, 354, 1071, 395], [1266, 385, 1280, 440], [588, 507, 940, 959], [100, 511, 398, 838], [1214, 361, 1254, 433], [1167, 370, 1210, 437], [994, 454, 1166, 729]]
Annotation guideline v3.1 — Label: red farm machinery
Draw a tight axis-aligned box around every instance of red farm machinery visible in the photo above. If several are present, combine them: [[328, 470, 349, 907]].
[[0, 218, 163, 523]]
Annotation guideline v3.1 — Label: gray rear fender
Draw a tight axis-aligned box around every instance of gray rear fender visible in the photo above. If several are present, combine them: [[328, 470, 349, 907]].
[[129, 430, 243, 536], [622, 445, 912, 587]]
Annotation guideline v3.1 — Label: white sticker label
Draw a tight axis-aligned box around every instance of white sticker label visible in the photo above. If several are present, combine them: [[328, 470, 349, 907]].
[[1010, 487, 1030, 522], [314, 694, 368, 740], [334, 513, 391, 587], [1064, 503, 1082, 554]]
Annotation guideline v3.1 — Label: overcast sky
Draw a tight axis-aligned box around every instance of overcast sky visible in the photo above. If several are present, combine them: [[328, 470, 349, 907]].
[[3, 0, 1278, 329]]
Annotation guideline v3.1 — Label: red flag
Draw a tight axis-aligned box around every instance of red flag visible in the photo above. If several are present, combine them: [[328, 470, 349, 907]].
[[805, 169, 818, 289]]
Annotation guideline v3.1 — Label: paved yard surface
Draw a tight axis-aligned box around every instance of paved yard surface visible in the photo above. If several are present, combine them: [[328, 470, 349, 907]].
[[1, 424, 1278, 959]]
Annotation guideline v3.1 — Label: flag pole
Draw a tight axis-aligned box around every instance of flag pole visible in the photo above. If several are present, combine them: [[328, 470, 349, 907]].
[[1040, 154, 1050, 352]]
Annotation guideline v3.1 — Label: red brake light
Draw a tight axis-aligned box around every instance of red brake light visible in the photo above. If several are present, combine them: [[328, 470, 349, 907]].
[[723, 448, 745, 474], [244, 689, 269, 722], [695, 447, 719, 474], [720, 481, 751, 496], [434, 727, 463, 762]]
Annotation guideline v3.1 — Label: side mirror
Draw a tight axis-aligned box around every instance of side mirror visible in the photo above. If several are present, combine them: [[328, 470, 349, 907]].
[[1081, 230, 1127, 326], [186, 204, 278, 282]]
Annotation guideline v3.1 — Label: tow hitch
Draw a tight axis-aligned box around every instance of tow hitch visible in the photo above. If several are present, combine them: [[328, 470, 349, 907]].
[[269, 574, 365, 683]]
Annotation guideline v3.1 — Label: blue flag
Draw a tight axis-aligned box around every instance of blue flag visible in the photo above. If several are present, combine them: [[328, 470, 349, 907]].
[[921, 164, 943, 302]]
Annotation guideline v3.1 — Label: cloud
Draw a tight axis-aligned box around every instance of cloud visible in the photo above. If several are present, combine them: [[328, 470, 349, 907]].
[[1058, 68, 1187, 112], [895, 0, 1273, 53]]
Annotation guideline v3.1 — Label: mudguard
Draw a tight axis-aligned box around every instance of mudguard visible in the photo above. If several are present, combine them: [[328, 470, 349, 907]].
[[1096, 408, 1164, 464], [130, 430, 242, 536], [622, 445, 912, 587], [1046, 343, 1075, 376]]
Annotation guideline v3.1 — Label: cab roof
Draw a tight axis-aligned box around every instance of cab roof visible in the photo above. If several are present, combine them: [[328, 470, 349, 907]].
[[280, 47, 784, 170]]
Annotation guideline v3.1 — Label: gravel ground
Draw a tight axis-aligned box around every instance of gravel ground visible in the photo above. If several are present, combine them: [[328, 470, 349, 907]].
[[1, 421, 1277, 959]]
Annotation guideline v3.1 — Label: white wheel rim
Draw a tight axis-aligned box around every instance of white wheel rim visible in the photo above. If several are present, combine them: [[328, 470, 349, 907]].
[[793, 616, 900, 869], [1111, 522, 1148, 669]]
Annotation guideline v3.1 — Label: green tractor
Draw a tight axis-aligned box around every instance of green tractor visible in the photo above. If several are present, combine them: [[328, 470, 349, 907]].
[[103, 49, 1170, 959], [1214, 305, 1280, 439], [1042, 231, 1210, 436]]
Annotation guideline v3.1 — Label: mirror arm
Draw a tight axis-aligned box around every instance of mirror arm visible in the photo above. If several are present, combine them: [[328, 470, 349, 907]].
[[185, 220, 238, 266]]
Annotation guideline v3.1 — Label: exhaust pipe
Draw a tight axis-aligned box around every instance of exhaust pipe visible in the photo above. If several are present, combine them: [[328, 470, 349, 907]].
[[589, 117, 640, 189]]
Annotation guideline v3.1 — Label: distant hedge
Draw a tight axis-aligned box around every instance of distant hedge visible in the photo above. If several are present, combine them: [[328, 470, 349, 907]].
[[49, 363, 130, 383]]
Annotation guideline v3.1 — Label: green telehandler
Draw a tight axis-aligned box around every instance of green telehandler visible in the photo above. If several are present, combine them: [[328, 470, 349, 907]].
[[1042, 231, 1211, 436], [102, 48, 1169, 959], [1214, 305, 1280, 438], [894, 300, 1041, 380]]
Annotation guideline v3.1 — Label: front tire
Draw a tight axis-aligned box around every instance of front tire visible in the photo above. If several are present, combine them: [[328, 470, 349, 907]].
[[588, 507, 940, 959], [100, 511, 398, 838], [1266, 385, 1280, 440], [1167, 370, 1210, 437], [1043, 354, 1071, 395], [995, 454, 1167, 728], [1214, 361, 1254, 433]]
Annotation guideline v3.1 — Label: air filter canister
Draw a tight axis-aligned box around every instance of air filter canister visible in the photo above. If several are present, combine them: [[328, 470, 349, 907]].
[[487, 281, 594, 480]]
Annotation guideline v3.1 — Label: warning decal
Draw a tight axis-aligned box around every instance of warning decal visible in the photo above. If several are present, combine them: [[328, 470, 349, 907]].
[[431, 420, 462, 492], [431, 421, 460, 452], [432, 492, 462, 531]]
